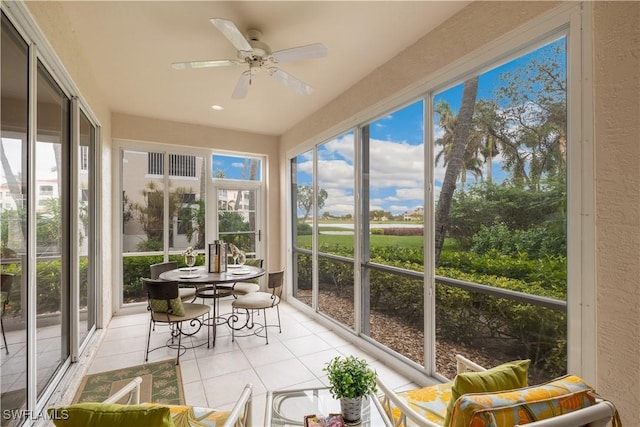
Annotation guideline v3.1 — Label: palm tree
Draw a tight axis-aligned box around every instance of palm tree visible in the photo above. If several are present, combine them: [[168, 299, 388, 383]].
[[434, 99, 486, 187], [434, 76, 479, 265]]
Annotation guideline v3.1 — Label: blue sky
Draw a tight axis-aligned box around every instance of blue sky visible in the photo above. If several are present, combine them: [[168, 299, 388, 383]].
[[212, 154, 262, 180]]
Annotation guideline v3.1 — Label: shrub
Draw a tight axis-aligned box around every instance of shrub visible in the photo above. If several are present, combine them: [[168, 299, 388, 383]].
[[293, 247, 567, 377], [382, 227, 423, 236], [471, 223, 566, 258], [297, 222, 312, 235]]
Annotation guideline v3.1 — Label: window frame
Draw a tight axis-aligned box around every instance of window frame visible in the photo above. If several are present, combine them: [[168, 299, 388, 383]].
[[286, 2, 593, 382], [114, 139, 267, 312]]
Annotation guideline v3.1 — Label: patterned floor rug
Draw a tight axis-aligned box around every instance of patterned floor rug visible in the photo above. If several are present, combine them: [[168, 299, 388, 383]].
[[73, 359, 184, 405]]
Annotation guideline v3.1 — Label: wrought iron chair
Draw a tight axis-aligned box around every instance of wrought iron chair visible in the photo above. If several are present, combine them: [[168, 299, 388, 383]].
[[142, 278, 210, 365], [231, 258, 263, 297], [1, 273, 13, 354], [231, 269, 284, 344], [150, 261, 196, 301]]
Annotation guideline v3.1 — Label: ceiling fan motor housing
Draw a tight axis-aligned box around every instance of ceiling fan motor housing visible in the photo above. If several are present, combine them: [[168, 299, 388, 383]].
[[238, 29, 271, 61]]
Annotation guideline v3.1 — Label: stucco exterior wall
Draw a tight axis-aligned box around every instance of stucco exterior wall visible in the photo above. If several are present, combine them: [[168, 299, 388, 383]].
[[280, 1, 640, 423], [592, 2, 640, 424]]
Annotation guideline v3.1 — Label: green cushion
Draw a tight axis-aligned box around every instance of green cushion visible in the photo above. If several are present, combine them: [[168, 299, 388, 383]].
[[48, 403, 174, 427], [150, 297, 185, 316], [0, 291, 7, 305], [443, 359, 530, 427]]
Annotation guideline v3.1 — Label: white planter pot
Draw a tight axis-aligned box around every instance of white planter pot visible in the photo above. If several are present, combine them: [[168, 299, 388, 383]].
[[340, 396, 363, 423]]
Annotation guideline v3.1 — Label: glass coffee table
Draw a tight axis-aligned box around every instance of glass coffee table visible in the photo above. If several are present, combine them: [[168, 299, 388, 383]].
[[265, 387, 392, 426]]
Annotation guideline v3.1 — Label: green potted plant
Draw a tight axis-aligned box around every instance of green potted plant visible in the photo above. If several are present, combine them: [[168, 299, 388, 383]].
[[323, 355, 377, 423]]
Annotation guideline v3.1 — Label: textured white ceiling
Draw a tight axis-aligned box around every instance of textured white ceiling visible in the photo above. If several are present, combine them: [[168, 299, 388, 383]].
[[58, 1, 469, 135]]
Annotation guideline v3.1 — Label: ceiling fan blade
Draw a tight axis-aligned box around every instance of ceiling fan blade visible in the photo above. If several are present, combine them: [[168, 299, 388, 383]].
[[271, 43, 328, 63], [210, 18, 253, 53], [232, 71, 251, 99], [270, 68, 313, 96], [172, 59, 239, 70]]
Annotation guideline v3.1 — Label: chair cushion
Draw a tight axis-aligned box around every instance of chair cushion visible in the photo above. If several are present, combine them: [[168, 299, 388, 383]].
[[150, 297, 185, 316], [232, 282, 260, 295], [232, 292, 279, 309], [381, 381, 453, 426], [48, 402, 173, 427], [448, 374, 595, 427], [443, 359, 530, 426], [160, 404, 232, 426], [178, 287, 196, 300], [151, 303, 209, 322]]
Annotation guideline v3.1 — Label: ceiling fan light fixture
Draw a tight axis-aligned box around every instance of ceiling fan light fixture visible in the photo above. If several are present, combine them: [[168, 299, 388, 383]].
[[211, 104, 224, 111], [173, 18, 328, 99]]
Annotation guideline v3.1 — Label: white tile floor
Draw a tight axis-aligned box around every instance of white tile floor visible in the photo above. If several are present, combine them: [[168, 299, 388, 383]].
[[88, 298, 418, 426]]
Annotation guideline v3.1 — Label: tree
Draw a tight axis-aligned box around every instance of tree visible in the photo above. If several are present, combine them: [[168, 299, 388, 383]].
[[434, 76, 479, 265], [434, 100, 485, 186], [128, 182, 198, 251], [0, 140, 26, 241], [476, 42, 567, 190], [297, 185, 328, 223]]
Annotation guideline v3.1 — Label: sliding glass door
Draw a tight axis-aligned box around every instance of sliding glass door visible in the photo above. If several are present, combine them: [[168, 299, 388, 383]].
[[35, 61, 71, 396], [0, 12, 29, 424], [78, 110, 96, 347], [1, 8, 101, 421]]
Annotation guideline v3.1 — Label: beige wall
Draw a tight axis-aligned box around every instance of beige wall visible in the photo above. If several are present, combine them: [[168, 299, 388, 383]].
[[280, 1, 640, 423]]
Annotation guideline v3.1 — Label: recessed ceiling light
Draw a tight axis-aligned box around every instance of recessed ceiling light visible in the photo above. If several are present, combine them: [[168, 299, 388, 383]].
[[211, 105, 224, 111]]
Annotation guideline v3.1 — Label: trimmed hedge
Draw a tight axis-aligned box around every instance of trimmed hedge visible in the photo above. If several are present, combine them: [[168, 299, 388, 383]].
[[1, 258, 89, 315], [293, 243, 567, 377]]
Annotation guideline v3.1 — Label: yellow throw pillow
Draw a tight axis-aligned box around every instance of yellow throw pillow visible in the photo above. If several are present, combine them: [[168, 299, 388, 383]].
[[448, 375, 595, 427], [47, 402, 174, 427], [443, 359, 530, 427]]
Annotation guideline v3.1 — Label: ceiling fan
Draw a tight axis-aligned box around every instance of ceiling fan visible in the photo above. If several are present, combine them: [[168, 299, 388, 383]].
[[172, 18, 328, 99]]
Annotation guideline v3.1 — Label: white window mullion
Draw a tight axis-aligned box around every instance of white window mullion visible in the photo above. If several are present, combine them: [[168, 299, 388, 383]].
[[26, 41, 38, 422], [70, 97, 80, 362], [423, 93, 436, 377], [353, 126, 362, 336]]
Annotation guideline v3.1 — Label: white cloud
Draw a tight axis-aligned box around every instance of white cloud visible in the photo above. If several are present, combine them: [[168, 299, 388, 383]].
[[394, 187, 424, 200], [369, 138, 424, 189], [318, 160, 354, 189]]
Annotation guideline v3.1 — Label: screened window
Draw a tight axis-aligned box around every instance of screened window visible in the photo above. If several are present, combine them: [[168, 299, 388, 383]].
[[290, 34, 570, 383]]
